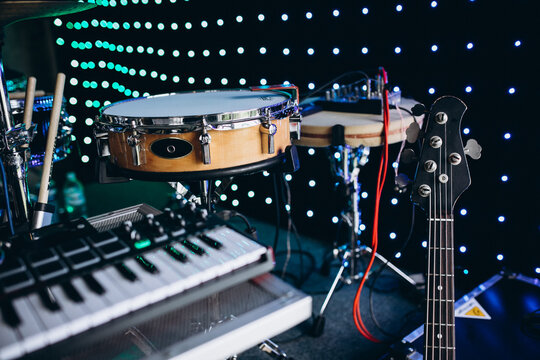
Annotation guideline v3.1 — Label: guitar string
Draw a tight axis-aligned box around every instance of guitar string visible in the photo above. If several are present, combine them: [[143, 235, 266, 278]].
[[425, 172, 433, 360], [438, 137, 442, 360], [444, 121, 449, 360], [449, 134, 455, 359]]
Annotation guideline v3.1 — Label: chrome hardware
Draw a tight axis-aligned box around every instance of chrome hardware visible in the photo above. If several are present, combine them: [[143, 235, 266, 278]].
[[424, 160, 437, 173], [418, 184, 432, 197], [127, 131, 143, 166], [449, 153, 462, 165], [464, 138, 482, 160], [199, 118, 212, 165], [435, 112, 448, 124], [430, 136, 442, 148], [2, 123, 35, 151], [439, 174, 449, 183], [260, 122, 277, 154]]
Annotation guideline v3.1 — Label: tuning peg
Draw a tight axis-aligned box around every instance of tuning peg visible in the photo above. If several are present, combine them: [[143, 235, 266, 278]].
[[400, 148, 417, 164], [406, 121, 421, 143], [464, 139, 482, 160], [411, 103, 426, 117]]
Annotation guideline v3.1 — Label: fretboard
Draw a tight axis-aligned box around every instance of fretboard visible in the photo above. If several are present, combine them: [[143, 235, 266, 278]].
[[424, 214, 455, 360]]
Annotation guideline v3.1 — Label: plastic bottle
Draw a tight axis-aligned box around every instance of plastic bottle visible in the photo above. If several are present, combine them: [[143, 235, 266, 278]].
[[62, 171, 87, 219]]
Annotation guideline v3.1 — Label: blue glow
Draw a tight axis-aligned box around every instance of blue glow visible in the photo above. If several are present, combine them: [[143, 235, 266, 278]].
[[307, 48, 315, 55], [431, 1, 438, 8], [465, 86, 472, 93], [308, 148, 315, 155], [361, 192, 368, 199], [497, 254, 504, 261], [247, 191, 254, 198], [459, 246, 467, 253], [258, 14, 265, 21], [359, 224, 366, 231], [460, 208, 468, 216], [308, 83, 315, 90], [463, 269, 469, 275], [283, 48, 290, 55], [285, 174, 292, 181], [265, 197, 272, 204], [392, 162, 398, 168], [334, 152, 341, 159], [262, 171, 270, 177], [362, 7, 369, 15], [361, 47, 368, 54], [463, 128, 470, 135], [395, 252, 401, 258], [306, 12, 312, 19], [431, 44, 438, 52], [232, 199, 239, 207], [535, 267, 540, 274], [281, 14, 288, 21], [467, 42, 474, 50], [307, 210, 314, 217], [504, 132, 511, 139], [236, 15, 243, 23], [309, 180, 316, 187], [393, 86, 400, 92], [333, 9, 340, 17], [259, 47, 267, 54], [333, 83, 340, 90], [333, 47, 340, 55], [396, 5, 403, 12], [391, 198, 398, 205], [389, 232, 397, 240], [501, 175, 508, 182], [332, 216, 339, 224], [428, 87, 435, 94], [498, 216, 505, 223], [508, 87, 515, 94], [394, 46, 402, 54], [422, 241, 427, 248], [514, 40, 521, 47], [220, 194, 227, 201]]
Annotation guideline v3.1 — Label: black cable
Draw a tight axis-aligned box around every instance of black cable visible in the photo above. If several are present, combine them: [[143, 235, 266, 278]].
[[367, 202, 417, 340], [0, 160, 15, 235], [300, 70, 370, 102]]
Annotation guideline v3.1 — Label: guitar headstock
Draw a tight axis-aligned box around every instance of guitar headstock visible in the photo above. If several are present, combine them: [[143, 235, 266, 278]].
[[411, 96, 480, 212]]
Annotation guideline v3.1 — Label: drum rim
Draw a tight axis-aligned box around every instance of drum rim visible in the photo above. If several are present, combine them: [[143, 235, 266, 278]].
[[98, 89, 295, 132]]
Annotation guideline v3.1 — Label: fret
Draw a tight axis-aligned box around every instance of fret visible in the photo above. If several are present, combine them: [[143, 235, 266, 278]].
[[426, 273, 454, 277], [426, 323, 455, 326], [428, 218, 455, 222], [429, 247, 454, 250]]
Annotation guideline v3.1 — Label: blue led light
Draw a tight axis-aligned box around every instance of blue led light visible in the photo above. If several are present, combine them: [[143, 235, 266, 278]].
[[498, 216, 505, 223], [333, 9, 340, 17], [390, 232, 397, 239], [393, 86, 400, 92], [508, 87, 515, 94], [463, 269, 469, 275], [428, 87, 435, 94], [281, 14, 288, 21], [361, 47, 368, 54], [260, 78, 267, 85], [465, 86, 472, 93], [467, 42, 474, 50], [308, 180, 316, 187], [431, 44, 438, 52], [258, 14, 265, 21], [333, 47, 340, 55], [307, 210, 314, 218], [285, 174, 292, 181], [396, 5, 403, 12], [230, 184, 238, 191], [248, 191, 255, 198], [188, 77, 196, 84], [535, 267, 540, 274], [237, 47, 245, 54], [334, 151, 341, 159], [236, 15, 243, 23], [308, 83, 315, 90], [431, 1, 438, 8], [395, 252, 401, 258], [232, 199, 239, 207], [359, 224, 366, 231], [333, 83, 340, 90], [308, 148, 315, 155], [259, 47, 267, 54], [201, 20, 208, 28], [463, 128, 470, 135], [361, 192, 368, 199], [459, 246, 467, 253], [460, 208, 468, 216], [306, 12, 313, 19], [391, 198, 398, 205], [501, 175, 508, 182], [307, 48, 314, 55], [220, 194, 227, 201], [362, 7, 369, 15], [283, 48, 290, 55], [497, 254, 504, 261], [332, 216, 339, 224], [504, 132, 511, 139], [217, 19, 224, 26], [514, 40, 521, 47], [394, 46, 402, 54], [422, 241, 427, 248], [265, 197, 272, 204], [239, 78, 246, 85]]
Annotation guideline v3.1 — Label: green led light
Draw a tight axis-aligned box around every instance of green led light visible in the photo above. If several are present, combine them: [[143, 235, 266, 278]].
[[124, 89, 132, 96], [113, 22, 120, 30], [53, 18, 62, 26], [90, 81, 98, 89], [93, 100, 101, 108], [81, 21, 89, 28], [107, 22, 113, 29], [173, 76, 180, 83], [160, 74, 167, 81], [88, 62, 96, 69], [102, 41, 109, 48], [134, 21, 141, 29], [85, 118, 94, 126], [143, 92, 150, 97], [71, 41, 78, 49], [69, 97, 77, 105], [137, 46, 144, 53], [118, 85, 125, 92], [142, 0, 149, 4], [70, 78, 78, 86], [100, 20, 107, 27], [188, 77, 195, 84], [91, 19, 99, 27], [185, 22, 192, 29], [109, 44, 116, 51], [95, 40, 102, 47], [126, 46, 134, 53], [114, 64, 122, 71], [81, 155, 89, 163], [132, 0, 139, 3], [120, 0, 128, 5], [85, 41, 92, 49], [172, 50, 179, 57], [132, 91, 140, 97], [145, 22, 152, 29], [171, 23, 178, 30], [156, 0, 162, 5], [85, 100, 92, 107], [78, 43, 85, 50], [150, 71, 158, 78], [157, 49, 165, 56], [68, 116, 76, 123], [112, 82, 119, 89], [117, 45, 124, 52], [134, 239, 151, 249], [187, 50, 195, 57], [98, 60, 106, 68], [66, 22, 74, 29], [123, 22, 130, 30], [71, 134, 77, 140], [129, 68, 136, 76], [74, 22, 82, 30], [80, 62, 88, 70], [107, 62, 114, 69], [110, 0, 117, 7], [121, 67, 128, 74], [82, 80, 90, 88], [139, 69, 147, 76], [102, 80, 110, 88], [66, 205, 74, 213], [157, 23, 164, 30], [147, 47, 154, 54], [83, 136, 92, 144]]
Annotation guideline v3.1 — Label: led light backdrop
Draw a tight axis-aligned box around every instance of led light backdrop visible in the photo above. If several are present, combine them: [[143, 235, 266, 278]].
[[9, 0, 536, 282]]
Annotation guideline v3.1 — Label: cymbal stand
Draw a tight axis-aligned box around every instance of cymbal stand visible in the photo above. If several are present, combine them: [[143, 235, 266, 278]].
[[0, 39, 33, 229]]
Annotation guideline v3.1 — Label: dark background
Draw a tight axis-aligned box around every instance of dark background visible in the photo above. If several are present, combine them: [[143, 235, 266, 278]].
[[4, 0, 537, 288]]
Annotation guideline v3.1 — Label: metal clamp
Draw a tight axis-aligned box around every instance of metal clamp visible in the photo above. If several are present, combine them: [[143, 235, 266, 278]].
[[199, 118, 212, 164], [260, 122, 277, 154], [2, 123, 35, 152], [127, 131, 143, 166]]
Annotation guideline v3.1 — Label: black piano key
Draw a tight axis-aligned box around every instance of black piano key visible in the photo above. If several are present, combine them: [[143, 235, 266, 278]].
[[164, 245, 188, 263], [0, 300, 20, 327], [57, 238, 89, 256], [181, 239, 206, 256], [66, 250, 100, 270], [115, 262, 138, 281], [0, 257, 26, 279], [27, 248, 59, 266], [199, 234, 223, 249], [61, 281, 84, 303], [0, 270, 35, 293], [82, 273, 105, 295], [87, 231, 118, 246], [135, 256, 159, 274], [34, 260, 69, 281], [96, 240, 130, 259], [38, 287, 61, 311]]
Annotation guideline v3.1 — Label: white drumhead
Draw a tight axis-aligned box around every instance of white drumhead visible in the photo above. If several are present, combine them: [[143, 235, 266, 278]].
[[102, 90, 289, 118]]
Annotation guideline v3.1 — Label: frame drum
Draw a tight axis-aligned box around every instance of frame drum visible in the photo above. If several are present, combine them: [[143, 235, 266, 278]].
[[294, 98, 421, 148], [97, 89, 298, 178]]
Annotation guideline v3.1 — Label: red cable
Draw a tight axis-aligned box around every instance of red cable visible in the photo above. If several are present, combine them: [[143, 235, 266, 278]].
[[352, 68, 391, 342]]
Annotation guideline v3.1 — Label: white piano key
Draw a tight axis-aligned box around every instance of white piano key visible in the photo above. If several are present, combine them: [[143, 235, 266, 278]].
[[71, 277, 112, 327], [124, 258, 169, 304], [143, 251, 186, 297], [153, 249, 203, 290], [26, 293, 71, 345], [0, 320, 22, 360], [49, 285, 91, 335], [175, 243, 222, 281], [101, 266, 153, 311], [188, 236, 237, 274], [11, 297, 47, 354], [92, 268, 132, 317], [206, 227, 267, 266]]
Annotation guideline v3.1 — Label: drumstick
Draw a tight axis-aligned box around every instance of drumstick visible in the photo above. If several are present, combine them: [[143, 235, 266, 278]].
[[37, 73, 65, 204], [23, 76, 37, 131]]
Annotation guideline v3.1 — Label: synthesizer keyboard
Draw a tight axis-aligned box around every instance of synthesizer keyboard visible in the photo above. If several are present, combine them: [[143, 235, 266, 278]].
[[0, 204, 277, 359]]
